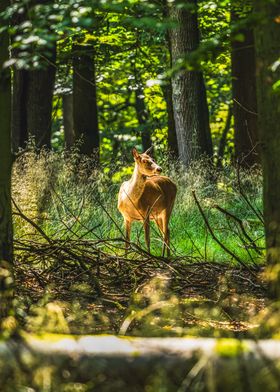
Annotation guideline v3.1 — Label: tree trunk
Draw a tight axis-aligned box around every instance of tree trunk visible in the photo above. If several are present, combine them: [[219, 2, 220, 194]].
[[62, 94, 75, 149], [73, 44, 100, 159], [162, 82, 179, 159], [162, 0, 179, 159], [254, 0, 280, 297], [169, 0, 213, 167], [135, 82, 152, 152], [0, 0, 14, 320], [217, 105, 233, 169], [11, 69, 29, 153], [11, 2, 56, 152], [231, 7, 259, 167], [26, 45, 56, 149]]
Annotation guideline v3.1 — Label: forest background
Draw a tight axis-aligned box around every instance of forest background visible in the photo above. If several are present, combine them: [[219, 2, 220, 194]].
[[1, 0, 280, 389]]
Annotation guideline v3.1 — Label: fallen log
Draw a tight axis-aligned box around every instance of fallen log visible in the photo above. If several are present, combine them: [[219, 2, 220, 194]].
[[1, 334, 280, 391]]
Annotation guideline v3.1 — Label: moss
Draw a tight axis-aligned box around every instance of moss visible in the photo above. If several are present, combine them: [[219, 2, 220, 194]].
[[22, 331, 77, 343], [215, 338, 249, 357]]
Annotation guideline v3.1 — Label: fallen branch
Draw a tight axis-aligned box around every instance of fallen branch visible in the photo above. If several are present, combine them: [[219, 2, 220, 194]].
[[1, 335, 280, 392], [192, 190, 256, 274], [214, 204, 262, 255]]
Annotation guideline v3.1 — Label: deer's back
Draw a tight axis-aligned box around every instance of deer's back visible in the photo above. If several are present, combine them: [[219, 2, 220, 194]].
[[118, 175, 176, 221], [139, 176, 176, 216]]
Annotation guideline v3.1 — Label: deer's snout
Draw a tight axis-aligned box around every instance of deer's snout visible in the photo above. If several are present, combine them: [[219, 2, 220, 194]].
[[156, 166, 162, 173]]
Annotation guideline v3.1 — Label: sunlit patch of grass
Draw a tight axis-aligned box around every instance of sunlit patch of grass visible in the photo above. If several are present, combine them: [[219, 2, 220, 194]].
[[12, 146, 264, 265]]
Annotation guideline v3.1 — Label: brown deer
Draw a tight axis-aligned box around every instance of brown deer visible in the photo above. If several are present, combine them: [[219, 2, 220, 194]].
[[118, 147, 177, 256]]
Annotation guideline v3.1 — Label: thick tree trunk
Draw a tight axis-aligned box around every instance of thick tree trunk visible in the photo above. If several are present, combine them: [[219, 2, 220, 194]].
[[0, 0, 13, 320], [135, 84, 152, 152], [73, 44, 100, 159], [162, 0, 179, 159], [169, 0, 213, 167], [26, 46, 56, 149], [11, 2, 56, 151], [254, 1, 280, 297], [10, 7, 29, 154], [231, 8, 259, 167], [62, 94, 75, 149], [11, 69, 28, 152], [162, 82, 179, 159]]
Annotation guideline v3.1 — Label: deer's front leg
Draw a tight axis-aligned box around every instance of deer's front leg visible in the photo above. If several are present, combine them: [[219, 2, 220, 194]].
[[144, 215, 150, 254], [125, 219, 131, 254]]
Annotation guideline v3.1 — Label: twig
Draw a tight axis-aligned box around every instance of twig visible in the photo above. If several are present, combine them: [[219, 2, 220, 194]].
[[192, 190, 256, 274], [236, 165, 264, 224], [214, 205, 262, 255], [12, 198, 52, 244]]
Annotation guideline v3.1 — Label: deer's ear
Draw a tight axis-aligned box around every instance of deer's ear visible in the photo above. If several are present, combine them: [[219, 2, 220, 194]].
[[132, 147, 140, 160], [144, 146, 153, 156]]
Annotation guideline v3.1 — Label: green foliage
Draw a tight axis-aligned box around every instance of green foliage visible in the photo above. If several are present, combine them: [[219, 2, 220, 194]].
[[0, 0, 243, 160], [12, 149, 264, 265]]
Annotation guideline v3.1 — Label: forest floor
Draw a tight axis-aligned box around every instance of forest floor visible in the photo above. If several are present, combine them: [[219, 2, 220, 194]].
[[14, 237, 267, 338], [12, 151, 269, 338]]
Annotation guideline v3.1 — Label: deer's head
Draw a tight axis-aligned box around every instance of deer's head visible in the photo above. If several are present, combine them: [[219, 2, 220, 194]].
[[132, 147, 162, 176]]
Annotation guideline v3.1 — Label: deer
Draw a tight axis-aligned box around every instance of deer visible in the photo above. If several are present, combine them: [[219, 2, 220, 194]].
[[118, 147, 177, 257]]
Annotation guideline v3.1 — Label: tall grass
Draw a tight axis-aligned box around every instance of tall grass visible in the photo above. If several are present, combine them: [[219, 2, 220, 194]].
[[12, 147, 264, 265]]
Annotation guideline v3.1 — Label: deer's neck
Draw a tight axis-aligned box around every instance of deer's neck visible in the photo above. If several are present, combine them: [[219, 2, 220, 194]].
[[127, 165, 146, 203]]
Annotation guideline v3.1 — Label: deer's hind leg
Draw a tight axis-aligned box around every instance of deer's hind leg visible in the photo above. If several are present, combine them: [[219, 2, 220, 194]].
[[143, 214, 150, 254], [160, 210, 170, 257], [155, 216, 168, 256]]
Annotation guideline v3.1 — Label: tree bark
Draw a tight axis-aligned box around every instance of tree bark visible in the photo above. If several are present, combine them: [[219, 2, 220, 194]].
[[169, 0, 213, 167], [73, 44, 100, 159], [162, 0, 179, 159], [26, 45, 56, 149], [11, 69, 29, 152], [217, 106, 233, 169], [0, 0, 14, 320], [254, 0, 280, 297], [231, 7, 259, 167], [135, 82, 152, 152], [162, 82, 179, 159], [62, 94, 75, 149], [11, 2, 56, 151]]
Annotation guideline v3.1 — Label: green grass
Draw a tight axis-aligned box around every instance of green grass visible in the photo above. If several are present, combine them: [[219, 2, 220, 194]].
[[12, 148, 265, 265]]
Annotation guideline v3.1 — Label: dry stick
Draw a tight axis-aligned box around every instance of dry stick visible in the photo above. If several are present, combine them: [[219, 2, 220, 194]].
[[60, 246, 102, 295], [233, 98, 258, 116], [50, 186, 118, 254], [14, 197, 99, 265], [52, 197, 101, 241], [238, 141, 262, 168], [12, 199, 52, 244], [50, 185, 102, 239], [184, 229, 205, 260], [236, 164, 264, 224], [236, 231, 257, 266], [217, 105, 233, 168], [119, 300, 174, 335], [93, 195, 125, 238], [192, 191, 255, 274], [214, 205, 262, 255], [228, 223, 257, 266]]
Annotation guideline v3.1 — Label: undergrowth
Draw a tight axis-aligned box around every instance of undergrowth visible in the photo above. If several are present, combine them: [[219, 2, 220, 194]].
[[12, 146, 264, 265], [10, 146, 269, 339]]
